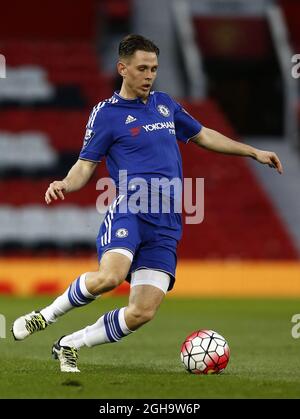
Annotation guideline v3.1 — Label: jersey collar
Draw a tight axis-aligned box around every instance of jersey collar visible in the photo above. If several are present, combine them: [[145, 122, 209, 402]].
[[113, 91, 153, 106]]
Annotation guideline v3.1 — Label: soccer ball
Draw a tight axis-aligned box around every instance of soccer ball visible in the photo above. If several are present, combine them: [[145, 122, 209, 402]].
[[180, 329, 230, 374]]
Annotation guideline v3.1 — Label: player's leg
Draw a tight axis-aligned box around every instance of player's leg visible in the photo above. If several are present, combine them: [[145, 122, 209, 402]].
[[12, 202, 139, 341], [11, 251, 132, 340], [41, 250, 132, 320], [52, 269, 169, 372], [124, 270, 169, 330]]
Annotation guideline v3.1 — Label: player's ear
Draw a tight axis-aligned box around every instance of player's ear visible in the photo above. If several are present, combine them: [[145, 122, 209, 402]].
[[117, 61, 127, 78]]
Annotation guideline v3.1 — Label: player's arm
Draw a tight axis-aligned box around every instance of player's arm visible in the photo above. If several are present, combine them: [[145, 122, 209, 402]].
[[190, 127, 283, 174], [45, 159, 98, 205]]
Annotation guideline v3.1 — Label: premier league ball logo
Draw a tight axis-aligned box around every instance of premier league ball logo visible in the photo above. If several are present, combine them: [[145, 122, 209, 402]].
[[83, 128, 94, 148]]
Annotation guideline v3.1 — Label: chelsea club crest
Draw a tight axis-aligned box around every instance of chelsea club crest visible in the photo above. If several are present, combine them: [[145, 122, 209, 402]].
[[116, 228, 128, 238], [157, 104, 170, 117]]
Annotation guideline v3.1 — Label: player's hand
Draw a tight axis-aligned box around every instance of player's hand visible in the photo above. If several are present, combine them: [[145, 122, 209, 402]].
[[254, 150, 283, 174], [45, 180, 68, 204]]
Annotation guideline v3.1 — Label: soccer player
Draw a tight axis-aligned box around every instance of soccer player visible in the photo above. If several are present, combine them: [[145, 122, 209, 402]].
[[12, 35, 283, 372]]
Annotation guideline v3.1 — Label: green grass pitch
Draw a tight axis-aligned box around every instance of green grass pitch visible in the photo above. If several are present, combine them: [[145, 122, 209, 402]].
[[0, 296, 300, 399]]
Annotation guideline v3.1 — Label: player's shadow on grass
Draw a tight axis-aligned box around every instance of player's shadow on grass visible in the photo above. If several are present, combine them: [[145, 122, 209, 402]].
[[61, 379, 83, 388]]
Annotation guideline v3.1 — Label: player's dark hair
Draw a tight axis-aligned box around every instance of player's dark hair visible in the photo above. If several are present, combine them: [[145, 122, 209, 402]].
[[118, 34, 160, 59]]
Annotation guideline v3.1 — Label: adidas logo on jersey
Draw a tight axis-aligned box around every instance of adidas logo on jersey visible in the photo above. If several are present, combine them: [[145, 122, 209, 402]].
[[125, 115, 137, 124]]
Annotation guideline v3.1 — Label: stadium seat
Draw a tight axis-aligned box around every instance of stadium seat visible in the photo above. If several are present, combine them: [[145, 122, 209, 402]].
[[279, 0, 300, 51], [0, 41, 114, 107]]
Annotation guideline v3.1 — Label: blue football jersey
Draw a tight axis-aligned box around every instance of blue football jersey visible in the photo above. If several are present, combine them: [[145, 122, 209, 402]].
[[80, 91, 202, 199]]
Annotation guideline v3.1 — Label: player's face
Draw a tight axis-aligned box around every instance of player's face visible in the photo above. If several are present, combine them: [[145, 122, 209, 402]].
[[120, 50, 158, 99]]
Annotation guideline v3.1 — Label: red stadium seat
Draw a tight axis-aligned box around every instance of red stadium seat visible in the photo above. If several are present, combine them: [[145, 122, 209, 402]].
[[0, 41, 113, 107], [103, 0, 131, 20], [280, 0, 300, 51]]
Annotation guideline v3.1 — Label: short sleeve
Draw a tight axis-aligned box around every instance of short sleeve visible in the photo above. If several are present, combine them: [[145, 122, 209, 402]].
[[173, 100, 202, 144], [79, 106, 113, 162]]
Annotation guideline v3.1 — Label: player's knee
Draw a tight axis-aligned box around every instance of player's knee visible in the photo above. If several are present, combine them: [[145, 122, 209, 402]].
[[94, 271, 124, 292], [127, 305, 156, 328]]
